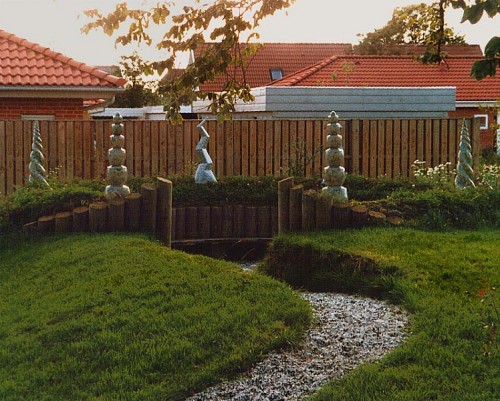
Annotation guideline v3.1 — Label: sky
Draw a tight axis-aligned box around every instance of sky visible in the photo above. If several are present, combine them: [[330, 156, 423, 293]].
[[0, 0, 498, 68]]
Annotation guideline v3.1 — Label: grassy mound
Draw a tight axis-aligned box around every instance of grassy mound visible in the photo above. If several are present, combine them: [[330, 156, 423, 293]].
[[261, 228, 499, 401], [0, 234, 311, 401]]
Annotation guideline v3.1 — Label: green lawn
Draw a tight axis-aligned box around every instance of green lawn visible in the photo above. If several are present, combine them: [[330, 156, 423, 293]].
[[0, 234, 311, 401], [262, 228, 499, 401]]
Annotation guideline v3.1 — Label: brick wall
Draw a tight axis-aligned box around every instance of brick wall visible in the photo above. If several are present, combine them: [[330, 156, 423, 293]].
[[0, 98, 87, 119], [449, 107, 496, 150]]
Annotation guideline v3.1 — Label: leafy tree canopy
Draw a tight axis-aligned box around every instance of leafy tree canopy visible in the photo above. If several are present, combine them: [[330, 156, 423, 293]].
[[356, 2, 466, 57], [450, 0, 500, 79], [82, 0, 295, 121], [112, 52, 164, 108]]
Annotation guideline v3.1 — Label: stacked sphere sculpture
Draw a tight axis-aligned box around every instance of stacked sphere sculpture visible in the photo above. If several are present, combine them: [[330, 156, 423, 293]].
[[322, 111, 348, 202], [105, 112, 131, 199]]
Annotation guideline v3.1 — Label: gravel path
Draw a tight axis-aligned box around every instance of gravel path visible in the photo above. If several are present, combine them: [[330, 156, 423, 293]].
[[187, 291, 408, 401]]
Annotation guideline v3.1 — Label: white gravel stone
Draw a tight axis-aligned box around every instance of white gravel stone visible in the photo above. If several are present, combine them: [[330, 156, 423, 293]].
[[186, 292, 408, 401]]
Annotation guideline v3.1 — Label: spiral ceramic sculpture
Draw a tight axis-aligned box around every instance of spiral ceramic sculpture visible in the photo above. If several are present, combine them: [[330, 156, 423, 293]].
[[194, 118, 217, 184], [322, 111, 348, 201], [28, 121, 50, 188], [455, 119, 476, 189], [105, 112, 131, 199]]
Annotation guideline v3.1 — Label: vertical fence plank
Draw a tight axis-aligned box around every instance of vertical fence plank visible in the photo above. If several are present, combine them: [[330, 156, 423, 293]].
[[133, 121, 142, 177], [15, 121, 24, 188], [369, 120, 377, 177], [313, 120, 323, 176], [0, 122, 5, 195], [448, 119, 457, 169], [432, 119, 440, 167], [281, 120, 290, 175], [225, 121, 234, 176], [159, 121, 168, 177], [265, 120, 274, 175], [47, 121, 57, 172], [124, 119, 134, 177], [151, 121, 159, 177], [249, 120, 258, 176], [385, 120, 393, 178], [215, 121, 224, 176], [241, 120, 249, 176], [350, 120, 360, 175], [471, 117, 481, 173], [66, 122, 75, 179], [409, 119, 417, 168], [23, 121, 32, 181], [144, 121, 152, 177], [361, 120, 369, 177], [257, 120, 266, 176], [74, 121, 83, 179], [377, 120, 385, 177], [400, 120, 409, 177], [5, 122, 14, 193], [392, 120, 401, 177], [289, 120, 298, 176], [416, 119, 425, 163], [273, 120, 282, 176], [83, 121, 92, 179], [305, 120, 313, 177], [233, 120, 242, 176], [440, 119, 449, 166], [425, 119, 433, 167]]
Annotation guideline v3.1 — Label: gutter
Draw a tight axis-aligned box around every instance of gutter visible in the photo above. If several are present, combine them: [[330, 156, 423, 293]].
[[0, 86, 124, 99]]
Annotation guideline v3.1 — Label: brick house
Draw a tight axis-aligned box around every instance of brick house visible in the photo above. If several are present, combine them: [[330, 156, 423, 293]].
[[0, 29, 125, 120]]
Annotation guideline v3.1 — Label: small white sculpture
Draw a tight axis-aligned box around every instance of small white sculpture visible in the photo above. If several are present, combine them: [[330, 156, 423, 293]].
[[195, 118, 217, 184]]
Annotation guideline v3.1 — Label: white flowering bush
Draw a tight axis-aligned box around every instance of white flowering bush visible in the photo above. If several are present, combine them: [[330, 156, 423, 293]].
[[477, 164, 500, 190], [412, 160, 455, 188]]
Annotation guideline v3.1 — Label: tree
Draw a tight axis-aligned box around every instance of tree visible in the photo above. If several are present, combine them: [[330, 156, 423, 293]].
[[449, 0, 500, 79], [82, 0, 295, 121], [112, 52, 164, 108], [356, 2, 465, 56]]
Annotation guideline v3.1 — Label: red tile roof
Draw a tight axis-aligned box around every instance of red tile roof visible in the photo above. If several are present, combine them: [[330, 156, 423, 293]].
[[195, 43, 353, 91], [0, 29, 126, 88], [269, 55, 500, 101], [352, 44, 484, 57]]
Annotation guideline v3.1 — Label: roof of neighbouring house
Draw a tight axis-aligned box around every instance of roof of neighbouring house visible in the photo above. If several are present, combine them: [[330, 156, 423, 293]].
[[0, 29, 126, 88], [269, 55, 500, 101], [352, 43, 484, 57], [193, 42, 353, 91]]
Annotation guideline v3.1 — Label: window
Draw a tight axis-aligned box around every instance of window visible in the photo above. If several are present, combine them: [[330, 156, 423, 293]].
[[474, 114, 489, 130], [269, 68, 283, 81]]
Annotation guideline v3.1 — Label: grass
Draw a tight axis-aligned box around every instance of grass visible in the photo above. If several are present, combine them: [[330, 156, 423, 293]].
[[0, 233, 311, 401], [261, 228, 499, 401]]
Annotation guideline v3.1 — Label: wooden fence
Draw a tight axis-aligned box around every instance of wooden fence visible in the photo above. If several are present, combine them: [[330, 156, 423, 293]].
[[0, 118, 480, 196]]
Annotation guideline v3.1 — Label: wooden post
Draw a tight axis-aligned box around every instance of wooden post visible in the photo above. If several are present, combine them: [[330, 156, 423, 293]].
[[278, 177, 294, 233], [245, 206, 258, 238], [302, 193, 316, 231], [351, 205, 368, 228], [175, 207, 186, 241], [222, 205, 234, 238], [108, 199, 125, 231], [23, 221, 38, 234], [332, 202, 351, 229], [185, 206, 198, 239], [199, 206, 211, 239], [89, 202, 108, 232], [257, 206, 272, 238], [38, 215, 55, 233], [73, 206, 89, 232], [55, 211, 72, 233], [233, 205, 245, 238], [368, 210, 387, 225], [289, 184, 303, 231], [210, 206, 223, 239], [141, 183, 157, 233], [315, 196, 333, 230], [125, 193, 142, 232], [157, 177, 173, 246]]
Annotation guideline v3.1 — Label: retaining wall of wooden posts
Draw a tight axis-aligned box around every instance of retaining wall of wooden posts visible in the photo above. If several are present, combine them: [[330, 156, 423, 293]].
[[277, 177, 402, 233], [0, 118, 481, 196]]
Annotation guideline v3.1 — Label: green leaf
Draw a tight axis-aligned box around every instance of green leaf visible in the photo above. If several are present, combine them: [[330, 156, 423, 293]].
[[483, 0, 500, 18], [461, 4, 484, 24], [470, 59, 498, 80], [484, 36, 500, 58]]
